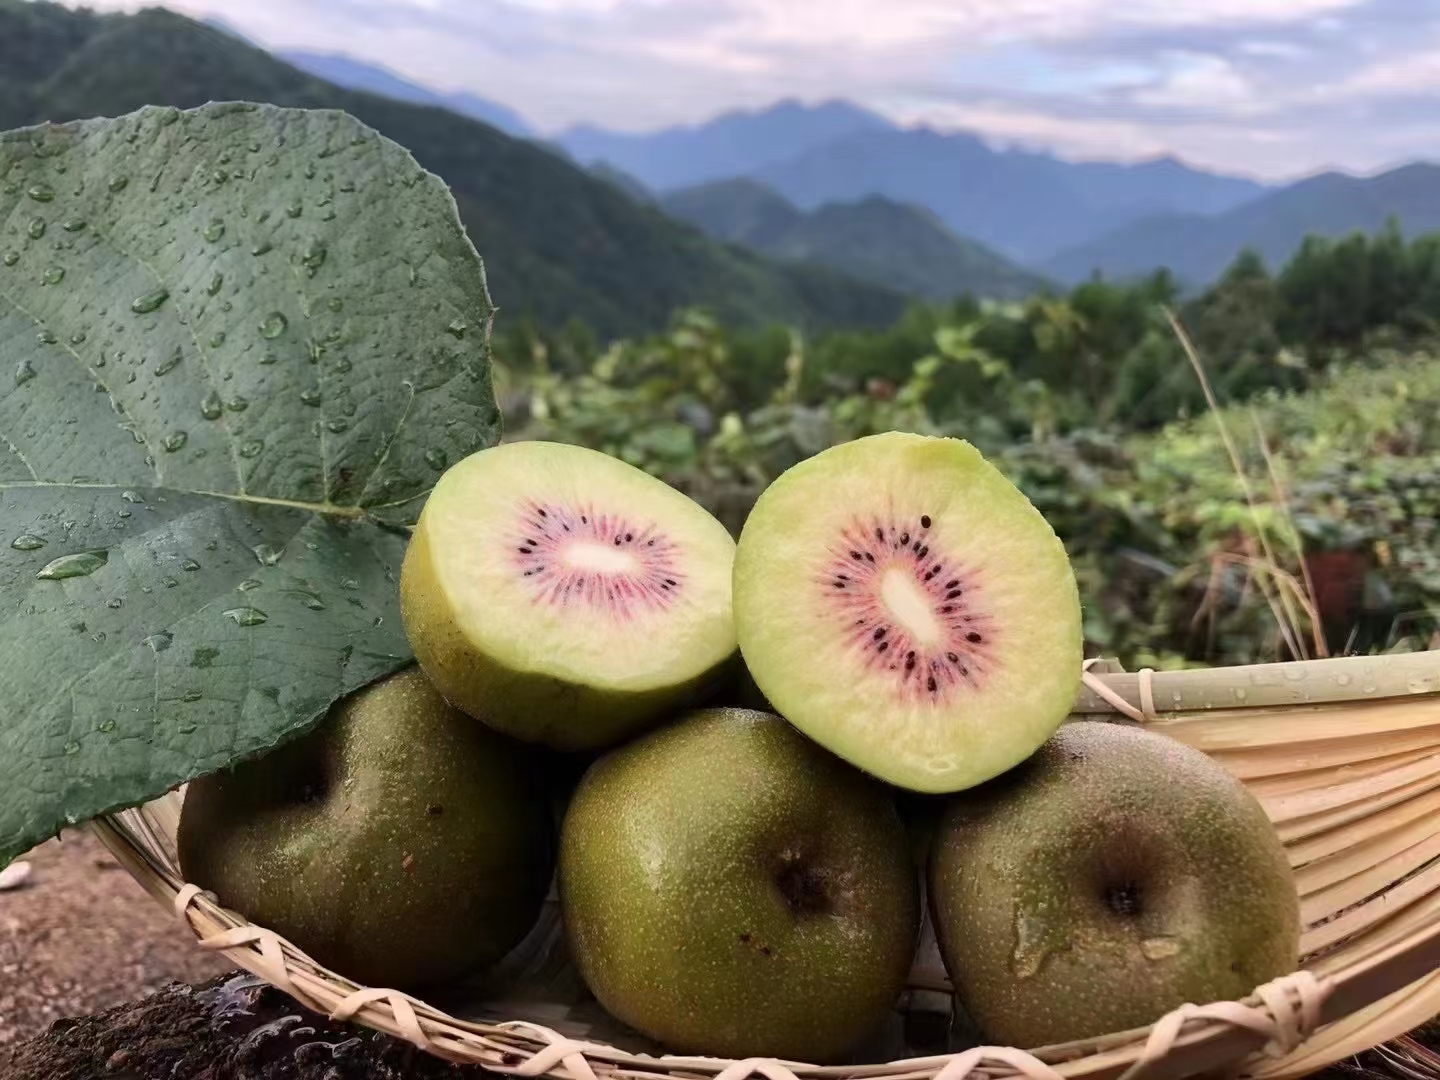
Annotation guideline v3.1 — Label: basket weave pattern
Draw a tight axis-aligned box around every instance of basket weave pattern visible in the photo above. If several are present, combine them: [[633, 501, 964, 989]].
[[95, 654, 1440, 1080]]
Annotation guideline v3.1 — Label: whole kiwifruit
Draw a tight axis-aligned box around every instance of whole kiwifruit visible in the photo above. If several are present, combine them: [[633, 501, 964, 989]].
[[177, 667, 554, 991], [928, 721, 1300, 1048]]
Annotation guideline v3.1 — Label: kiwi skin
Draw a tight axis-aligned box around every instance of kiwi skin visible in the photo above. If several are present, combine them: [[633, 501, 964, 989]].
[[927, 721, 1300, 1049], [400, 522, 735, 751], [177, 667, 554, 992]]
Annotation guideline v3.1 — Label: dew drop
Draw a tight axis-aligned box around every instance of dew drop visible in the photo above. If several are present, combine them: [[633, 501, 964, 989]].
[[63, 740, 80, 756], [225, 396, 248, 413], [108, 175, 129, 192], [251, 240, 273, 256], [11, 534, 46, 550], [36, 549, 108, 579], [181, 558, 201, 572], [155, 347, 183, 375], [299, 387, 322, 407], [209, 332, 226, 348], [131, 288, 170, 314], [200, 392, 222, 420], [162, 431, 188, 452], [69, 330, 86, 345], [2, 251, 18, 267], [36, 328, 57, 345], [259, 312, 288, 339], [98, 719, 117, 733], [207, 272, 224, 296], [105, 597, 123, 609], [27, 219, 46, 239], [236, 578, 262, 592], [62, 218, 86, 233], [202, 219, 226, 242], [424, 448, 447, 470], [15, 359, 37, 385], [446, 319, 467, 338], [143, 630, 173, 652], [325, 417, 350, 434], [286, 204, 303, 218], [26, 183, 55, 202], [301, 240, 327, 276], [239, 439, 265, 459], [120, 490, 143, 503], [1141, 937, 1181, 961], [223, 606, 269, 627], [252, 543, 283, 566], [41, 266, 64, 285]]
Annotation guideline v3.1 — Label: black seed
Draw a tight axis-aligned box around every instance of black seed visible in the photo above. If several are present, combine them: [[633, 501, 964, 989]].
[[947, 652, 960, 663], [941, 605, 953, 613], [865, 552, 875, 562], [518, 547, 531, 554], [900, 532, 910, 545], [833, 581, 845, 589], [851, 551, 863, 560], [946, 579, 960, 589], [875, 528, 885, 542], [947, 589, 963, 600], [581, 515, 588, 524], [625, 533, 633, 542], [873, 628, 886, 640], [666, 578, 677, 586], [537, 508, 547, 517], [925, 569, 938, 581], [661, 583, 670, 590], [921, 515, 931, 528], [523, 570, 534, 576], [967, 631, 983, 643], [838, 574, 849, 580], [647, 539, 655, 546], [913, 541, 922, 553], [877, 641, 889, 653], [905, 652, 916, 671], [614, 537, 622, 545], [927, 676, 937, 692], [918, 545, 929, 558]]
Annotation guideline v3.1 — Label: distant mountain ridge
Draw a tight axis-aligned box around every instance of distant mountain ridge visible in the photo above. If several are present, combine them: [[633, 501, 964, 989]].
[[280, 50, 534, 137], [661, 179, 1049, 301], [1042, 162, 1440, 285], [0, 0, 907, 337], [558, 103, 1269, 264]]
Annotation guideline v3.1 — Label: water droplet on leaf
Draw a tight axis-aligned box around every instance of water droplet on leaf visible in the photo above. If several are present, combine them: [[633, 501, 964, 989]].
[[163, 431, 188, 452], [2, 251, 18, 267], [11, 535, 46, 550], [446, 319, 467, 338], [109, 175, 129, 192], [239, 439, 264, 459], [223, 606, 268, 627], [62, 218, 86, 232], [143, 630, 173, 652], [251, 544, 282, 566], [424, 449, 447, 470], [207, 272, 224, 296], [15, 360, 36, 385], [41, 266, 63, 285], [300, 387, 322, 407], [259, 312, 287, 339], [155, 347, 183, 375], [181, 558, 201, 572], [27, 183, 54, 202], [36, 328, 57, 345], [131, 288, 170, 314], [36, 549, 108, 579], [203, 219, 226, 242], [27, 219, 46, 239]]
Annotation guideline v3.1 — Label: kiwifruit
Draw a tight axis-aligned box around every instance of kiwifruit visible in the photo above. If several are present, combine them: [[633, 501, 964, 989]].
[[401, 441, 738, 751], [559, 708, 920, 1062], [928, 721, 1301, 1048], [732, 432, 1082, 793], [177, 667, 554, 991]]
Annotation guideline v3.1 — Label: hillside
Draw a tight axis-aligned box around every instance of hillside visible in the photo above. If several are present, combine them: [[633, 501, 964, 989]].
[[560, 102, 1266, 264], [280, 50, 535, 137], [1043, 162, 1440, 285], [661, 179, 1049, 301], [0, 1, 906, 338]]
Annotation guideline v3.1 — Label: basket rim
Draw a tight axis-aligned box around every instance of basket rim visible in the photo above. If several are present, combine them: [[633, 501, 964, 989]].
[[86, 654, 1440, 1080]]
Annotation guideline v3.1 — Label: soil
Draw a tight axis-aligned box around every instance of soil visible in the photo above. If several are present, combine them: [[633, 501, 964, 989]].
[[0, 828, 231, 1046]]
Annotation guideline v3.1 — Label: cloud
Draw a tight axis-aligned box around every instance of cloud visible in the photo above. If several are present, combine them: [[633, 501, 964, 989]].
[[69, 0, 1440, 180]]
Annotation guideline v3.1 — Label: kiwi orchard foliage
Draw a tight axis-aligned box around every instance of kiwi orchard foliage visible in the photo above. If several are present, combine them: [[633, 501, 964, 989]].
[[0, 104, 499, 866]]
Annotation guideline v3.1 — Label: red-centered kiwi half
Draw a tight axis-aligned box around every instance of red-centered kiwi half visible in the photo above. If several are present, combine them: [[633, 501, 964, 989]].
[[733, 432, 1082, 793], [401, 442, 738, 751]]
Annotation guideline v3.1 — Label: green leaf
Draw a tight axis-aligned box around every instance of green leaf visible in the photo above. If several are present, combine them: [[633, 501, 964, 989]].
[[0, 103, 500, 864]]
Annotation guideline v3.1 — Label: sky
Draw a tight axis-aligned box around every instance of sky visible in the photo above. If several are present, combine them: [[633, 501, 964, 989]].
[[71, 0, 1440, 181]]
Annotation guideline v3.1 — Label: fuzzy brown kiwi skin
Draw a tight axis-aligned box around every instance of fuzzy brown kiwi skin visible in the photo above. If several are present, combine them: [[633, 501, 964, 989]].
[[400, 522, 734, 752], [927, 722, 1301, 1049]]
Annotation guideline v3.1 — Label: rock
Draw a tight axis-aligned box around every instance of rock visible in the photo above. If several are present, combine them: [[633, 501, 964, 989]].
[[0, 861, 33, 891]]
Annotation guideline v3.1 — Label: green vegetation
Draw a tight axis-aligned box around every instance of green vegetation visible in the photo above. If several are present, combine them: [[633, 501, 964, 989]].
[[0, 0, 906, 339], [500, 228, 1440, 670]]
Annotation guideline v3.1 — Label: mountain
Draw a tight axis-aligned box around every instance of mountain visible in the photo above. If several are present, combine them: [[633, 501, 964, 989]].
[[560, 103, 1268, 264], [280, 50, 534, 137], [1042, 162, 1440, 286], [558, 99, 890, 193], [749, 126, 1268, 264], [587, 161, 653, 204], [661, 179, 1048, 301], [0, 2, 907, 338]]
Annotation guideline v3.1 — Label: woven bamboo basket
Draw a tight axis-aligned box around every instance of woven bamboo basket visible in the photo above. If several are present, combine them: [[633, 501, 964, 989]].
[[93, 651, 1440, 1080]]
